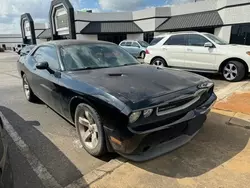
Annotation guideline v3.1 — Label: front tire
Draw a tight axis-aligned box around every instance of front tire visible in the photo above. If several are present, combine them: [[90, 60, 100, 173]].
[[22, 74, 37, 102], [151, 57, 167, 67], [75, 103, 106, 157], [222, 61, 245, 82]]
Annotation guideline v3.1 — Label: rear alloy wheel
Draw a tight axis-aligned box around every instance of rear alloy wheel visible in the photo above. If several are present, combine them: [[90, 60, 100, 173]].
[[140, 51, 146, 59], [75, 103, 106, 156], [22, 74, 37, 102], [151, 57, 167, 67], [222, 61, 245, 82]]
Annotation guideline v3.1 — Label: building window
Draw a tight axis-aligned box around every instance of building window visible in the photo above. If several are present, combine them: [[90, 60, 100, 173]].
[[230, 23, 250, 45], [144, 32, 154, 43], [98, 34, 127, 44]]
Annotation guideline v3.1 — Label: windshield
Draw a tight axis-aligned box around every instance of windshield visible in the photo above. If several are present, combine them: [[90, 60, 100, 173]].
[[60, 44, 139, 71], [204, 33, 228, 45], [138, 41, 149, 48]]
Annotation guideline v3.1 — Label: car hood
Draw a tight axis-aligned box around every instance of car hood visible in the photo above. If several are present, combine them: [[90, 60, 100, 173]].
[[67, 65, 208, 104], [219, 44, 250, 52]]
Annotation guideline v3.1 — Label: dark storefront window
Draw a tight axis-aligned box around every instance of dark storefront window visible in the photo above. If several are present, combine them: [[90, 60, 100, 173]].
[[98, 34, 127, 44], [144, 32, 154, 43], [230, 23, 250, 45]]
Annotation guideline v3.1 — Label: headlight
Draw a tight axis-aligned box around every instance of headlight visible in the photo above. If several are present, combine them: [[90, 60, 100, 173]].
[[246, 51, 250, 56], [143, 109, 153, 118], [198, 82, 214, 89], [129, 111, 141, 123]]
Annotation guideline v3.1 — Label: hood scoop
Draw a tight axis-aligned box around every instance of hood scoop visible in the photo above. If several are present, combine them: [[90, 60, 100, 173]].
[[108, 73, 124, 77]]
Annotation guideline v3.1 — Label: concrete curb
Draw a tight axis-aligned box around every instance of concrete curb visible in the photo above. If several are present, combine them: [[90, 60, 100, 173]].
[[215, 81, 249, 101], [65, 157, 127, 188], [211, 109, 250, 129]]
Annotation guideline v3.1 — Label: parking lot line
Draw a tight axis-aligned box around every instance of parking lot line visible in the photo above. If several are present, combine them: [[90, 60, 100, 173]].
[[0, 112, 63, 188]]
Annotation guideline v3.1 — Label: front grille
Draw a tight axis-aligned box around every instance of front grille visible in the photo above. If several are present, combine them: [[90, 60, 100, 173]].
[[129, 88, 213, 133], [158, 96, 195, 113], [132, 112, 187, 132], [156, 95, 201, 116]]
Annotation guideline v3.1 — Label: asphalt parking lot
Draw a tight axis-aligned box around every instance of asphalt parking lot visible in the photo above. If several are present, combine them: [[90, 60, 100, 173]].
[[0, 51, 233, 188]]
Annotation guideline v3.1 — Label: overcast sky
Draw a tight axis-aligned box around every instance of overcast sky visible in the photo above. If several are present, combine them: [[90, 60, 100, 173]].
[[0, 0, 195, 34]]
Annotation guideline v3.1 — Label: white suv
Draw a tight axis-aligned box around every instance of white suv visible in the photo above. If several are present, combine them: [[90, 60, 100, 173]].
[[144, 31, 250, 82]]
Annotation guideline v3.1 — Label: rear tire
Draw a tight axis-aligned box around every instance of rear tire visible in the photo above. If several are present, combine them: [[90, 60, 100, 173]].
[[222, 61, 245, 82], [140, 51, 146, 59], [22, 74, 37, 102], [151, 57, 167, 67], [75, 103, 106, 157]]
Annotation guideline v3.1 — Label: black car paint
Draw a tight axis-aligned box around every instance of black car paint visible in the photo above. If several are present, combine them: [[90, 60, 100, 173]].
[[17, 40, 216, 160]]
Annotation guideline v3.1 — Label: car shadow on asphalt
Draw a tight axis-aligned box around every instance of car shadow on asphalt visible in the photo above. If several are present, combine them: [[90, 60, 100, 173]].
[[131, 112, 250, 178], [0, 106, 85, 188], [28, 101, 119, 163]]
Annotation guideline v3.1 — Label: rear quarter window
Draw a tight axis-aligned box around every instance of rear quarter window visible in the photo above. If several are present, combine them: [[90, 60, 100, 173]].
[[150, 37, 164, 46]]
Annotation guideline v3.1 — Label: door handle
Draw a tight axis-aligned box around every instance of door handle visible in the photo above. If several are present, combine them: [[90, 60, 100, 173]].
[[187, 48, 193, 52]]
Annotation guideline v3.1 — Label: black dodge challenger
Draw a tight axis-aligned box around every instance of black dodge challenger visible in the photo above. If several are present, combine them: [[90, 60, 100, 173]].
[[17, 40, 217, 161]]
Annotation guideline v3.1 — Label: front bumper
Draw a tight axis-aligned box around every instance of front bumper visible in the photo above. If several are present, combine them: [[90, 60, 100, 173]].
[[105, 93, 217, 162]]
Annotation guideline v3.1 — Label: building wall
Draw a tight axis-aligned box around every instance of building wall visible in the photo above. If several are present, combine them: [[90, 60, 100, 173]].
[[36, 39, 47, 44], [132, 8, 156, 20], [35, 30, 45, 38], [76, 34, 98, 40], [171, 0, 217, 16], [214, 26, 232, 42], [75, 21, 89, 33], [134, 18, 156, 32], [127, 33, 143, 40], [75, 11, 132, 21], [0, 34, 22, 48], [219, 4, 250, 25]]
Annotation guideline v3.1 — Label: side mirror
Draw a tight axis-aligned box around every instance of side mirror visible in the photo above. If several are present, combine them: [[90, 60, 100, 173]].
[[36, 61, 49, 70], [36, 62, 55, 74], [204, 42, 213, 48]]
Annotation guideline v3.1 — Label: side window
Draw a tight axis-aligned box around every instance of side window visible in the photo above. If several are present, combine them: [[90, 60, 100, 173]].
[[126, 42, 132, 46], [132, 42, 140, 48], [33, 46, 59, 70], [120, 42, 126, 46], [164, 35, 187, 45], [187, 34, 210, 47], [33, 48, 44, 63]]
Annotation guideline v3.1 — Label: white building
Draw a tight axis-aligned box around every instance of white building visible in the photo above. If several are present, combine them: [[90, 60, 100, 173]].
[[17, 0, 250, 46], [0, 34, 22, 50]]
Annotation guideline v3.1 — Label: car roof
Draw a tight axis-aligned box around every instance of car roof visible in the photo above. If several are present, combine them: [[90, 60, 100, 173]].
[[154, 31, 202, 38], [120, 40, 141, 42], [45, 39, 115, 46]]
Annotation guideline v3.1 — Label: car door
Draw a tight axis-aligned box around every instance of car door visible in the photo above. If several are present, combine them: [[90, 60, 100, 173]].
[[161, 34, 188, 68], [123, 41, 133, 54], [185, 34, 217, 70], [30, 45, 63, 112], [130, 42, 141, 57]]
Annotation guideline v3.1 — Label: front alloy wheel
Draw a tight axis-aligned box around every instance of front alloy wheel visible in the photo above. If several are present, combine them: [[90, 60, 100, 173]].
[[75, 103, 106, 156], [22, 74, 36, 102], [222, 61, 245, 82]]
